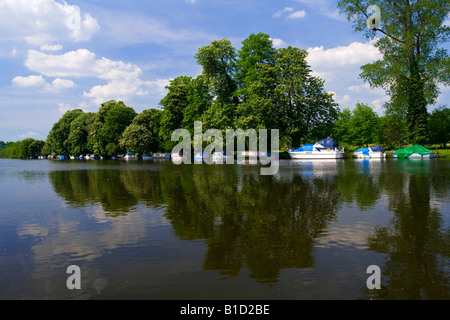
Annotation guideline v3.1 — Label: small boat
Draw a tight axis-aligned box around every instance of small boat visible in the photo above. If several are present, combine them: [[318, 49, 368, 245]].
[[124, 152, 135, 160], [212, 151, 234, 162], [288, 138, 345, 159], [392, 145, 436, 159], [354, 145, 386, 158], [152, 153, 171, 159], [194, 152, 210, 162], [142, 153, 152, 160]]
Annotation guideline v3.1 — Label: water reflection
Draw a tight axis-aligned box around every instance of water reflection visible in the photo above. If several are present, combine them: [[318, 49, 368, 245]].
[[1, 158, 448, 299]]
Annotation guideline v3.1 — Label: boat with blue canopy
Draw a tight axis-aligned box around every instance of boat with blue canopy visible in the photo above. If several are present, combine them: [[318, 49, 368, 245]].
[[288, 138, 345, 159], [353, 145, 386, 158]]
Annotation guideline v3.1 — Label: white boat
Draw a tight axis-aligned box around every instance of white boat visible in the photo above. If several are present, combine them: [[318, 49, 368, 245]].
[[124, 152, 135, 160], [353, 145, 386, 158], [288, 138, 345, 159], [194, 152, 210, 162], [212, 151, 234, 163], [153, 153, 171, 159]]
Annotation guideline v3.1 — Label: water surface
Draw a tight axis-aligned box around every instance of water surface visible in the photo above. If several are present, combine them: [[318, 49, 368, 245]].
[[0, 158, 448, 300]]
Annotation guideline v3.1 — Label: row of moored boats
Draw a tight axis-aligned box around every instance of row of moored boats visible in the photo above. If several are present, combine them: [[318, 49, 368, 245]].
[[46, 138, 437, 161], [287, 138, 436, 159]]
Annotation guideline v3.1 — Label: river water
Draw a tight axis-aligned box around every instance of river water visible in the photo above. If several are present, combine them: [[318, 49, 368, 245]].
[[0, 158, 448, 300]]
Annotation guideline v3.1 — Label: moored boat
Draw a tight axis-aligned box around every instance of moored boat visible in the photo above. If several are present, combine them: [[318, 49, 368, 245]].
[[288, 138, 344, 159], [353, 145, 386, 158], [124, 152, 135, 160], [392, 145, 436, 159], [142, 153, 152, 160]]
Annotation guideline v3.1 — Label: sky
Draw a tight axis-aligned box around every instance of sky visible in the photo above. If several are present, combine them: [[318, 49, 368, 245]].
[[0, 0, 449, 142]]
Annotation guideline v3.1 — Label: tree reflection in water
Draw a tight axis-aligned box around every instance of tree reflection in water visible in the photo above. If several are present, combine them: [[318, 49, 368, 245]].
[[48, 159, 450, 297]]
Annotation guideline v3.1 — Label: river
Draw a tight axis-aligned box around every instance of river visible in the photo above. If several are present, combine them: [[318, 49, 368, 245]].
[[0, 158, 448, 300]]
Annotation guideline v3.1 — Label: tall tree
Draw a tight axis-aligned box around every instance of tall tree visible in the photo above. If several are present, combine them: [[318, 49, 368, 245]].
[[120, 108, 162, 154], [159, 76, 195, 151], [273, 46, 338, 146], [196, 39, 238, 130], [47, 109, 84, 156], [234, 33, 278, 130], [338, 0, 450, 144], [66, 112, 96, 156], [349, 103, 381, 147], [94, 100, 137, 157]]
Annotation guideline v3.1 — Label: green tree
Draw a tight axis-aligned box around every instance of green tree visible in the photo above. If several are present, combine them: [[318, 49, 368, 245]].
[[273, 46, 338, 146], [333, 108, 353, 145], [338, 0, 450, 144], [94, 100, 137, 157], [196, 39, 238, 131], [0, 139, 45, 159], [349, 103, 380, 147], [46, 109, 84, 156], [120, 108, 162, 154], [66, 112, 96, 156], [379, 112, 408, 149], [428, 106, 450, 148], [159, 76, 195, 151], [234, 33, 278, 130]]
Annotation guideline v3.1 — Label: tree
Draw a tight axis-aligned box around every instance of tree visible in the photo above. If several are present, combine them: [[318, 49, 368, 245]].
[[273, 46, 338, 146], [333, 108, 353, 145], [234, 33, 278, 130], [0, 139, 46, 159], [196, 39, 238, 131], [428, 106, 450, 148], [120, 108, 162, 154], [349, 103, 381, 147], [66, 112, 96, 156], [46, 109, 84, 156], [159, 76, 196, 151], [94, 100, 137, 157], [338, 0, 450, 144]]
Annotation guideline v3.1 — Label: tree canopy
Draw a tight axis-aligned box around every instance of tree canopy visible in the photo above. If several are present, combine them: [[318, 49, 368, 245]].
[[338, 0, 450, 145]]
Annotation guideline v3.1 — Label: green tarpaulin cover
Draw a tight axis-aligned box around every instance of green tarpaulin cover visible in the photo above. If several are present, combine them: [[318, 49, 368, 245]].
[[395, 145, 433, 159]]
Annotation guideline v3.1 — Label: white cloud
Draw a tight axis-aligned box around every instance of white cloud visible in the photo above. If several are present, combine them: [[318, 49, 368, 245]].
[[40, 44, 64, 52], [270, 38, 287, 48], [288, 10, 307, 19], [19, 131, 38, 139], [12, 74, 75, 93], [22, 48, 170, 105], [0, 0, 100, 45], [306, 41, 387, 113], [12, 75, 47, 88], [49, 78, 76, 92], [273, 7, 294, 18], [307, 41, 381, 70]]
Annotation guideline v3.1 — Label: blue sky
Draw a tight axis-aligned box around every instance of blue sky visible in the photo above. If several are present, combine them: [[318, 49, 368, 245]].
[[0, 0, 449, 142]]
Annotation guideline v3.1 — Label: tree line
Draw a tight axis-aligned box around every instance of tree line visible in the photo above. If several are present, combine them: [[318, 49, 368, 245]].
[[1, 30, 449, 159]]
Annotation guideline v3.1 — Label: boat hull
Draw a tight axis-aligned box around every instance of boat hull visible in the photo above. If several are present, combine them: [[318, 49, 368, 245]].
[[288, 150, 344, 159], [354, 152, 386, 158], [393, 152, 436, 159]]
